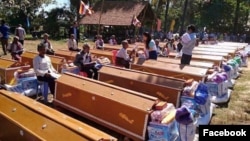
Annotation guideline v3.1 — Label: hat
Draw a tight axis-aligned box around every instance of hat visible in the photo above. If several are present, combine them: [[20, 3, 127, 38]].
[[175, 106, 194, 125]]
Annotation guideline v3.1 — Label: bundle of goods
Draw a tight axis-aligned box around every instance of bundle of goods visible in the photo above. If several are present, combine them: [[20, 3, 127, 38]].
[[205, 72, 231, 104], [61, 60, 80, 74], [175, 106, 197, 141], [181, 82, 212, 124], [227, 57, 242, 79], [221, 62, 234, 87], [147, 102, 179, 141], [5, 68, 38, 96], [235, 50, 248, 67]]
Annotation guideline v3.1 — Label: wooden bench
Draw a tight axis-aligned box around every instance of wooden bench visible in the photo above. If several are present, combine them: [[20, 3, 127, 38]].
[[55, 49, 78, 61], [0, 89, 116, 141], [21, 51, 65, 72], [54, 72, 158, 141], [156, 57, 215, 69], [168, 53, 223, 66], [131, 60, 208, 82], [0, 58, 29, 85], [98, 65, 185, 106]]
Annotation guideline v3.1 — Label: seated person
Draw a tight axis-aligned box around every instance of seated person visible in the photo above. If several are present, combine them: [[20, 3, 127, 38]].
[[155, 39, 162, 55], [74, 43, 98, 80], [95, 35, 104, 49], [116, 40, 135, 68], [67, 34, 81, 52], [33, 43, 60, 96], [8, 36, 23, 61], [109, 35, 117, 45], [41, 33, 55, 55]]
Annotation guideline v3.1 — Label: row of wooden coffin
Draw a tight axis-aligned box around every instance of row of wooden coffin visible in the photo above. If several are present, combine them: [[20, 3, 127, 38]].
[[0, 70, 183, 141]]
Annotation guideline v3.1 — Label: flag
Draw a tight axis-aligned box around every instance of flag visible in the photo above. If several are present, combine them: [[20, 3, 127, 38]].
[[26, 16, 30, 28], [132, 15, 141, 27], [79, 0, 93, 16], [79, 0, 86, 15]]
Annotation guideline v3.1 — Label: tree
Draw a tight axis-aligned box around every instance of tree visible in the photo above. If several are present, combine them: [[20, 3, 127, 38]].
[[0, 0, 55, 28]]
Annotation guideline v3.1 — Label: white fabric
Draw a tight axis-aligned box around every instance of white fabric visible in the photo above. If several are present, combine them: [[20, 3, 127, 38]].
[[67, 39, 78, 49], [181, 33, 191, 43], [116, 48, 130, 61], [33, 55, 57, 77], [178, 122, 196, 141]]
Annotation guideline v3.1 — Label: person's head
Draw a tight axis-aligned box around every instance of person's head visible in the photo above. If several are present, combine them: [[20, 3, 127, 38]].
[[73, 21, 78, 27], [43, 33, 49, 40], [70, 34, 75, 39], [121, 40, 129, 49], [155, 39, 160, 45], [13, 36, 19, 43], [18, 24, 22, 27], [98, 35, 102, 39], [37, 43, 46, 56], [187, 24, 195, 33], [1, 20, 5, 25], [111, 35, 115, 39], [82, 43, 90, 53]]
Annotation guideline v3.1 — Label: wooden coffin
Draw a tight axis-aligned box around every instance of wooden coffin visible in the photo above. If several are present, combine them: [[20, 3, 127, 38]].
[[0, 90, 116, 141], [21, 51, 65, 72], [192, 50, 229, 59], [0, 58, 28, 85], [131, 60, 208, 82], [54, 49, 77, 61], [90, 50, 114, 64], [156, 57, 214, 69], [54, 73, 158, 141], [168, 53, 223, 66], [98, 65, 185, 106], [102, 44, 136, 54], [193, 47, 236, 56]]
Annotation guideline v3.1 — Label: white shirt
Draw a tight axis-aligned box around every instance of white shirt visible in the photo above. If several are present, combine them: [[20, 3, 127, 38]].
[[8, 42, 23, 53], [82, 53, 92, 64], [33, 55, 57, 77], [67, 39, 78, 49], [109, 39, 117, 45], [116, 48, 130, 61], [15, 27, 26, 40]]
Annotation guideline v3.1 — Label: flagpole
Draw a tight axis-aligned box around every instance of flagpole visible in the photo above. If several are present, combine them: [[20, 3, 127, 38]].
[[97, 0, 104, 35]]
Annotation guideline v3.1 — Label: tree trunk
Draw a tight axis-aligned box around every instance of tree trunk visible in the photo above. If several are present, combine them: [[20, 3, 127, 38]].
[[164, 0, 171, 32], [233, 0, 241, 34], [179, 0, 188, 35]]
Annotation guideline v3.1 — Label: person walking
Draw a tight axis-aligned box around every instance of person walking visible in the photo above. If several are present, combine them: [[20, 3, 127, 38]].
[[69, 22, 80, 45], [0, 20, 10, 55], [15, 24, 26, 45]]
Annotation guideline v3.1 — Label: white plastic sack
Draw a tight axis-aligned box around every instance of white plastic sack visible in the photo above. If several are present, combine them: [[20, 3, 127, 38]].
[[178, 122, 196, 141], [210, 89, 232, 104]]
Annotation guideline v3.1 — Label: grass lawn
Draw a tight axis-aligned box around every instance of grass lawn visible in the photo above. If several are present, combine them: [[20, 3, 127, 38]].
[[1, 38, 250, 126]]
